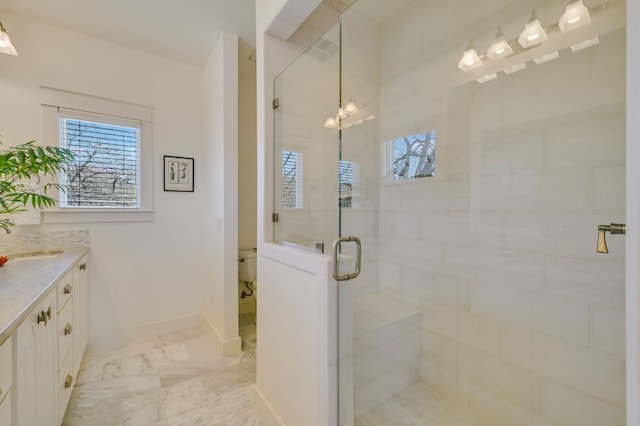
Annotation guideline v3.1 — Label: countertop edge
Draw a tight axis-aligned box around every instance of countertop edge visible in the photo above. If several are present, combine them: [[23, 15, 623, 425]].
[[0, 246, 89, 347]]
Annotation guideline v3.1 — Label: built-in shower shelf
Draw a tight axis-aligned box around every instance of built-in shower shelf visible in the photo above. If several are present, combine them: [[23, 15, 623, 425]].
[[352, 292, 422, 417]]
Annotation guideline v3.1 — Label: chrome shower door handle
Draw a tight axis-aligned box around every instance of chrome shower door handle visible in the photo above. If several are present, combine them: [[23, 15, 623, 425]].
[[332, 236, 362, 281]]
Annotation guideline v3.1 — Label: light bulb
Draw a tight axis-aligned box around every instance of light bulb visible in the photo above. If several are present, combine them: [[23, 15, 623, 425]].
[[518, 12, 548, 48], [559, 0, 591, 33], [486, 27, 513, 60], [323, 116, 338, 129], [458, 43, 482, 71], [345, 97, 359, 114], [0, 22, 17, 55], [0, 32, 9, 48]]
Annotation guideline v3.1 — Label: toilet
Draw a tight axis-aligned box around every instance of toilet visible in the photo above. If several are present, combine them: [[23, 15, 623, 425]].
[[238, 248, 257, 317]]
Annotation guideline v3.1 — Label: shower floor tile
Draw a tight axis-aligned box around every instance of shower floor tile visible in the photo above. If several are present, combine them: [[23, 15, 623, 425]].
[[356, 381, 493, 426], [62, 324, 260, 425]]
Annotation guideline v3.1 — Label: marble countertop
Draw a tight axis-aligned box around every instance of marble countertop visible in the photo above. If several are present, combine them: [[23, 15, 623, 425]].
[[0, 246, 89, 346]]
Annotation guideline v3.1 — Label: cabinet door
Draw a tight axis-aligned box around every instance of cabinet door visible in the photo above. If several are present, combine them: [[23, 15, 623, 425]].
[[0, 336, 11, 425], [16, 290, 58, 426], [72, 256, 89, 375]]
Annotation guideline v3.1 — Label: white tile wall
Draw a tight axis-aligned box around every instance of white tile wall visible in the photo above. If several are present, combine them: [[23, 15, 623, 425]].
[[541, 380, 626, 426], [369, 0, 627, 423], [591, 305, 626, 357]]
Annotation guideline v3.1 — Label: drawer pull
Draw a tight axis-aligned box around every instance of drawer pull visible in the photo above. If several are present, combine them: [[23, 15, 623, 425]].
[[38, 307, 52, 326], [63, 284, 73, 295], [64, 323, 73, 335], [37, 310, 48, 326], [80, 263, 87, 271], [64, 374, 73, 389]]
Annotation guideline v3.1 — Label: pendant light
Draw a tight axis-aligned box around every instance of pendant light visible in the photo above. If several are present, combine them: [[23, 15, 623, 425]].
[[486, 27, 513, 60], [559, 0, 591, 33], [518, 11, 548, 48], [0, 21, 18, 56], [458, 41, 482, 71]]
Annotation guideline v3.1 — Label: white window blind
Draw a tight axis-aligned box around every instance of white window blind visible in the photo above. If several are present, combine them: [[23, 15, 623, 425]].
[[339, 160, 354, 209], [59, 112, 141, 208], [282, 150, 303, 209]]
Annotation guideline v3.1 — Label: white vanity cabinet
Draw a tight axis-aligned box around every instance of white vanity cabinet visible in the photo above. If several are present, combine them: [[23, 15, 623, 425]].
[[0, 247, 89, 425], [0, 337, 12, 425], [15, 289, 58, 426]]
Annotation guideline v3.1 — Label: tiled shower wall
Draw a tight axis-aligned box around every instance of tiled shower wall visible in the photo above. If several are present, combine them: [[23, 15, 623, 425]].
[[373, 0, 626, 424]]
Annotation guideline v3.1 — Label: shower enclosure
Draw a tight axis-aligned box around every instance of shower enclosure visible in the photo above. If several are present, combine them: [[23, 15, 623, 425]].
[[272, 0, 627, 423]]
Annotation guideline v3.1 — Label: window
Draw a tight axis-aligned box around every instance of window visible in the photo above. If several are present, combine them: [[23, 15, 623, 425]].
[[339, 160, 359, 209], [60, 114, 140, 208], [282, 150, 303, 209], [41, 87, 153, 222], [390, 131, 436, 180]]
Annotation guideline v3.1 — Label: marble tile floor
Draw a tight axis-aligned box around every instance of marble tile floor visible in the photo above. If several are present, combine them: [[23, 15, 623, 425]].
[[62, 324, 261, 425], [356, 381, 494, 426]]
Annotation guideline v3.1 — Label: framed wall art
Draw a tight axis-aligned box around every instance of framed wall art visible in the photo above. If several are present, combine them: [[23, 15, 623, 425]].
[[164, 155, 194, 192]]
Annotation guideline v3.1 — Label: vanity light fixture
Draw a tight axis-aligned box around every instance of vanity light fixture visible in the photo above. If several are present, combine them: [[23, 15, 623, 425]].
[[0, 21, 18, 56], [518, 11, 548, 48], [458, 41, 482, 71], [344, 97, 359, 114], [559, 0, 591, 33], [486, 27, 513, 60]]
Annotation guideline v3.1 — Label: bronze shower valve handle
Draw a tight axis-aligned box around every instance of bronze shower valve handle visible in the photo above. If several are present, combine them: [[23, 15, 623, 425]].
[[597, 223, 626, 254]]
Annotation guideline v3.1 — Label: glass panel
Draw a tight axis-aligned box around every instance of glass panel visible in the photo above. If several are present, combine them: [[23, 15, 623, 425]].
[[273, 22, 341, 249], [340, 0, 626, 424]]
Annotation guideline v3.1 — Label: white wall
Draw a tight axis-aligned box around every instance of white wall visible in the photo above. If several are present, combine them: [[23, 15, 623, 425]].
[[253, 0, 344, 424], [203, 32, 241, 354], [0, 10, 212, 349], [238, 39, 258, 251]]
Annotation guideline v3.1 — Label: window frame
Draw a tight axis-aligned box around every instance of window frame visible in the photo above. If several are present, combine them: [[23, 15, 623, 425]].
[[41, 87, 153, 223]]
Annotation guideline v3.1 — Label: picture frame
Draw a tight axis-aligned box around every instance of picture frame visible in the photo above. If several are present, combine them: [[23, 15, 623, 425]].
[[163, 156, 194, 192]]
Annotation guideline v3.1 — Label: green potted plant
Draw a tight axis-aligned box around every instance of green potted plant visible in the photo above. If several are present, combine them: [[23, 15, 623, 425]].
[[0, 140, 74, 233]]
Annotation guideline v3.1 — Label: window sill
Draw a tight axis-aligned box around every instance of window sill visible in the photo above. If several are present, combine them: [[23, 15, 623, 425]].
[[43, 209, 154, 224]]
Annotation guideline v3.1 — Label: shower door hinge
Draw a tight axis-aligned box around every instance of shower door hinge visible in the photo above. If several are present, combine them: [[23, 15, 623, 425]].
[[272, 213, 279, 223], [272, 97, 280, 110]]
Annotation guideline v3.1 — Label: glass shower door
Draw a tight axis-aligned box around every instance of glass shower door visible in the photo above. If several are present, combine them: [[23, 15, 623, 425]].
[[339, 0, 627, 424], [273, 22, 341, 252]]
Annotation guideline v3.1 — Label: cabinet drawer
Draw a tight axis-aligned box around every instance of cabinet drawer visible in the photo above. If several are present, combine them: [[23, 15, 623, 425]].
[[57, 272, 73, 313], [0, 336, 12, 402], [58, 350, 74, 424], [57, 302, 73, 368]]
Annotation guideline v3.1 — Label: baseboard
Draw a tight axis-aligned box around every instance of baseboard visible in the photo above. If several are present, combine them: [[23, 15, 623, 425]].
[[251, 384, 287, 426], [87, 313, 206, 354], [203, 313, 242, 356]]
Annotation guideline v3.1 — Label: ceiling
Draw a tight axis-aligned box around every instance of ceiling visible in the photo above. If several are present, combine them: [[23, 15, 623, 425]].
[[0, 0, 256, 66]]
